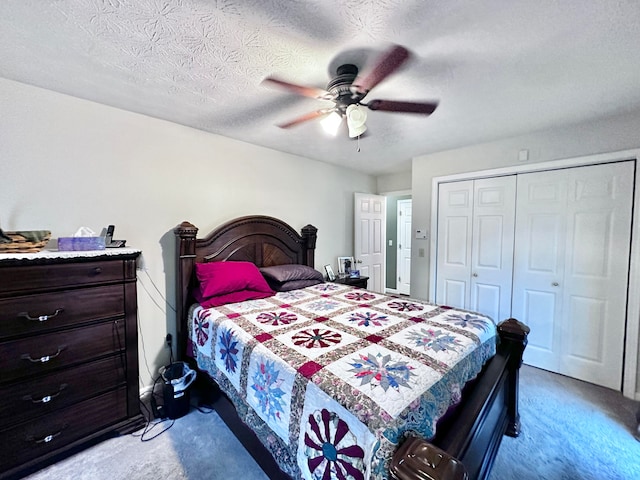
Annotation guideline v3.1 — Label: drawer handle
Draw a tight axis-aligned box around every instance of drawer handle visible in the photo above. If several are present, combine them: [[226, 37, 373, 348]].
[[18, 308, 64, 322], [93, 267, 102, 274], [26, 424, 68, 445], [21, 345, 67, 363], [23, 383, 68, 404]]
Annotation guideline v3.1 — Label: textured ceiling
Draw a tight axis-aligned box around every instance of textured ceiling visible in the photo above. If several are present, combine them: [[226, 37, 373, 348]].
[[2, 1, 640, 175]]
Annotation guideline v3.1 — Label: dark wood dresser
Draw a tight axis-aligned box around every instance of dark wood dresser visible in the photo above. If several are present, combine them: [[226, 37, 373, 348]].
[[0, 250, 144, 479]]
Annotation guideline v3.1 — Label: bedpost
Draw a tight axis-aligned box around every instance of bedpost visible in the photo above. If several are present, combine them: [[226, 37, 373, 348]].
[[301, 224, 317, 268], [174, 221, 199, 360], [497, 318, 530, 437]]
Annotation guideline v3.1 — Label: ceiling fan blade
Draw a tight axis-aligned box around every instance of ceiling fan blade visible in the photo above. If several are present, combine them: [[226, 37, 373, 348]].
[[351, 44, 411, 95], [262, 77, 331, 100], [276, 108, 334, 129], [366, 99, 438, 115]]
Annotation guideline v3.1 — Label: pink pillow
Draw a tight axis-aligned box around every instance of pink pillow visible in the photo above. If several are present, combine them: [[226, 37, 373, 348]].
[[198, 289, 273, 308], [195, 261, 274, 303]]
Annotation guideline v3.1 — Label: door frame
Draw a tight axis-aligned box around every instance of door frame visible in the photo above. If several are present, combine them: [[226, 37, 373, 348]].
[[429, 148, 640, 399], [381, 190, 412, 295]]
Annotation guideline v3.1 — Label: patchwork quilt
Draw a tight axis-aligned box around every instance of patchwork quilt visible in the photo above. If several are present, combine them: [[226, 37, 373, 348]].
[[188, 282, 497, 480]]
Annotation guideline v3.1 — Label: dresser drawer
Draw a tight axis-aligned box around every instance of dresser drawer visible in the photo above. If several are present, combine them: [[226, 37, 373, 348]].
[[0, 320, 126, 383], [0, 387, 127, 473], [0, 260, 124, 295], [0, 356, 126, 426], [0, 284, 124, 339]]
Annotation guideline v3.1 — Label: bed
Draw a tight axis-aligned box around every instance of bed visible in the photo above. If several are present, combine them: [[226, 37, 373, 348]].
[[173, 215, 529, 480]]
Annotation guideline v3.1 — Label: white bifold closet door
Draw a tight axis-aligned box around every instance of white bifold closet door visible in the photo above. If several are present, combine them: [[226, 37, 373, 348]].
[[435, 176, 516, 324], [512, 161, 634, 390]]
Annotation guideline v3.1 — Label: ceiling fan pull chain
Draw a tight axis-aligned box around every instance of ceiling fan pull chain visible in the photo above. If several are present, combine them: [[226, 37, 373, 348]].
[[357, 135, 361, 152]]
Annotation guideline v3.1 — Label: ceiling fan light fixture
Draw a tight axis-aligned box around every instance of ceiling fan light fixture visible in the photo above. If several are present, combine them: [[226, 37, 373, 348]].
[[346, 104, 367, 138], [264, 45, 438, 138], [320, 111, 343, 136]]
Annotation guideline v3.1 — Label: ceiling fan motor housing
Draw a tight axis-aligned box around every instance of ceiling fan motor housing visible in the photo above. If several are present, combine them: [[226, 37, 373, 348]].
[[327, 64, 363, 109]]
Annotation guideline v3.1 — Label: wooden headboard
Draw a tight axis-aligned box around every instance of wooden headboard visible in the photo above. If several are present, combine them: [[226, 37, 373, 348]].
[[173, 215, 318, 358]]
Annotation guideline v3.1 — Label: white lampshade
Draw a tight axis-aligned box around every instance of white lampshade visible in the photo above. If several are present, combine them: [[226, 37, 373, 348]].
[[346, 104, 367, 138], [320, 111, 342, 136]]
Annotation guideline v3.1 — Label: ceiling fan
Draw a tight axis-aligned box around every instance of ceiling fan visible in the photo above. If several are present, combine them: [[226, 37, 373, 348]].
[[262, 44, 438, 138]]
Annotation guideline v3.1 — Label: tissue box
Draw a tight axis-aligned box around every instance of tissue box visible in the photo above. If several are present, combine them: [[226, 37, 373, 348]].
[[58, 236, 105, 251]]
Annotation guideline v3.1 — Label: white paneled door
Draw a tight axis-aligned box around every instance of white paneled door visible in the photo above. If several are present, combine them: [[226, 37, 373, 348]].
[[354, 193, 386, 293], [435, 176, 516, 323], [397, 199, 412, 295], [436, 180, 474, 308], [512, 162, 634, 389]]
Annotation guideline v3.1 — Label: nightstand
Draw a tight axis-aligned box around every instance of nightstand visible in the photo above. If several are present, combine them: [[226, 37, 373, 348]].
[[333, 276, 369, 289]]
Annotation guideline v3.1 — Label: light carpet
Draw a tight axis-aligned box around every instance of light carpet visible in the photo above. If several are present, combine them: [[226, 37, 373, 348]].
[[21, 405, 269, 480], [489, 365, 640, 480], [22, 365, 640, 480]]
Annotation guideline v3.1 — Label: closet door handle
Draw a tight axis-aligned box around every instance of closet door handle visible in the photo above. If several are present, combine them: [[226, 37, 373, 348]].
[[552, 282, 559, 287]]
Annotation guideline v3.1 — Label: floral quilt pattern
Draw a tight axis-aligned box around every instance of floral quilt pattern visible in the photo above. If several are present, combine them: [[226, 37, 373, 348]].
[[189, 283, 496, 480]]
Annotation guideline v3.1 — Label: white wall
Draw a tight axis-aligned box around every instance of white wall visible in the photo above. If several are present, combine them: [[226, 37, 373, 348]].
[[411, 110, 640, 301], [0, 78, 376, 388], [377, 170, 411, 194]]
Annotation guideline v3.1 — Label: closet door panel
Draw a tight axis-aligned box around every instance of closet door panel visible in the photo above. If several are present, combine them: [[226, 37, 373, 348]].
[[522, 288, 558, 358], [515, 161, 633, 389], [527, 214, 564, 273], [566, 296, 606, 361], [445, 217, 470, 266], [473, 283, 501, 320], [513, 171, 567, 371], [475, 216, 504, 268], [436, 177, 515, 321], [560, 162, 633, 389], [470, 176, 516, 322], [442, 279, 467, 308], [436, 181, 474, 309]]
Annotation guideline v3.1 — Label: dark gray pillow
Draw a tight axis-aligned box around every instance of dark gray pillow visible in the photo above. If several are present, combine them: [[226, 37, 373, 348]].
[[274, 279, 322, 291], [260, 264, 324, 283]]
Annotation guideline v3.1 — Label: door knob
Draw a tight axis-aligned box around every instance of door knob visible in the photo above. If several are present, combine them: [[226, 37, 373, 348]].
[[552, 282, 559, 287], [472, 273, 478, 277]]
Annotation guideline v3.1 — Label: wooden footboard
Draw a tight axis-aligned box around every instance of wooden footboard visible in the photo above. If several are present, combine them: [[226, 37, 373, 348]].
[[421, 318, 530, 480]]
